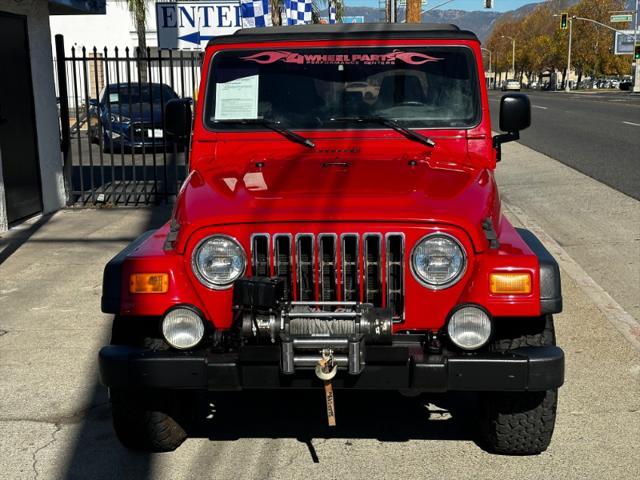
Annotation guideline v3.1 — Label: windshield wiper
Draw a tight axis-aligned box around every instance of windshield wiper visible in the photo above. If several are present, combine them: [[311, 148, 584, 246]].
[[213, 118, 315, 148], [330, 116, 436, 148]]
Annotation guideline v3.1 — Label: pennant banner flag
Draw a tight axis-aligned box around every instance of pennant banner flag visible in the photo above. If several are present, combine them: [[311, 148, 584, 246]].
[[240, 0, 273, 28], [329, 2, 337, 24], [285, 0, 313, 25]]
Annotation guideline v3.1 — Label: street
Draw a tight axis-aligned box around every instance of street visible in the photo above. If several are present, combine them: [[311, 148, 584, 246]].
[[488, 90, 640, 200], [1, 140, 638, 479]]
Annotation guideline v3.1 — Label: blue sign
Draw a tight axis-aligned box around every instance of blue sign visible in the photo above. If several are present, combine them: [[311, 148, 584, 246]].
[[341, 16, 365, 23], [156, 1, 242, 49]]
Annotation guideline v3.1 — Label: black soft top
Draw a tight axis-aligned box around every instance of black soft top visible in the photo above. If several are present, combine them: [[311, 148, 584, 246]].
[[207, 23, 478, 47]]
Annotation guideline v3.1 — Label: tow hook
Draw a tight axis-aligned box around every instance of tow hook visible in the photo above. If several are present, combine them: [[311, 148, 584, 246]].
[[315, 348, 338, 381], [316, 349, 337, 427]]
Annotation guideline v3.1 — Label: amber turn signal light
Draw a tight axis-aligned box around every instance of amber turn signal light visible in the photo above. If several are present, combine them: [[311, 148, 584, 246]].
[[490, 272, 532, 294], [130, 273, 169, 294]]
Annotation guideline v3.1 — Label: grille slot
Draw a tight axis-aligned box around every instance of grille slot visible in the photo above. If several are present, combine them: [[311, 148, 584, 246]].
[[341, 234, 359, 302], [364, 234, 382, 306], [251, 234, 270, 277], [274, 235, 292, 301], [250, 232, 404, 321], [319, 235, 337, 302], [386, 234, 405, 322], [296, 235, 315, 301]]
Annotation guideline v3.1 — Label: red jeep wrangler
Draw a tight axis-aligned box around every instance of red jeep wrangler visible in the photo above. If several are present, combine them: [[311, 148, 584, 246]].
[[99, 24, 563, 455]]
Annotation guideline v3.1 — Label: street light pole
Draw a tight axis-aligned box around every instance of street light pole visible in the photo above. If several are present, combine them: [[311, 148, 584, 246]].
[[566, 16, 572, 92], [481, 47, 492, 87], [501, 35, 516, 77]]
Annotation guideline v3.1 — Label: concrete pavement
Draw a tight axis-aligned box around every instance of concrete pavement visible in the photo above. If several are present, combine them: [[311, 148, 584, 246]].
[[0, 142, 639, 479]]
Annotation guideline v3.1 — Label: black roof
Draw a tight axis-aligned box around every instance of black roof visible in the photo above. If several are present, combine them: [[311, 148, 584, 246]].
[[207, 23, 478, 47]]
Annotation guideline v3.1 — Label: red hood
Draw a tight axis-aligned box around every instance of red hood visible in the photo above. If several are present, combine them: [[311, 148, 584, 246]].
[[173, 139, 500, 252]]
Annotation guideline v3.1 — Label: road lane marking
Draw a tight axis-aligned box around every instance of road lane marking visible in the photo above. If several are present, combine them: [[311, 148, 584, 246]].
[[622, 121, 640, 127], [533, 105, 548, 110], [504, 202, 640, 352]]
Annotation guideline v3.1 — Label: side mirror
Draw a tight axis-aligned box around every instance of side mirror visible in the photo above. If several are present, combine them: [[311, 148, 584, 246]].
[[500, 93, 531, 132], [493, 94, 531, 161], [165, 98, 192, 141]]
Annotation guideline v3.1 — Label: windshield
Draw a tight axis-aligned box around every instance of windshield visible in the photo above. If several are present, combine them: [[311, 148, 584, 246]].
[[103, 84, 178, 105], [205, 46, 480, 130]]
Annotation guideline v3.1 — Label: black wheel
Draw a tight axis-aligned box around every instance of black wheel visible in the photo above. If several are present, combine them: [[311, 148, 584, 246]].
[[110, 389, 188, 452], [478, 315, 558, 455], [108, 316, 186, 452]]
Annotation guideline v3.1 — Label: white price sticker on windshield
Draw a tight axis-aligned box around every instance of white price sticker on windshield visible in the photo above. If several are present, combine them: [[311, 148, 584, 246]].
[[214, 75, 259, 120]]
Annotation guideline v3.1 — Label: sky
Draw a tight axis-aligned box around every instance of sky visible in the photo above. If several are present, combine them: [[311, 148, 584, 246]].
[[346, 0, 544, 12]]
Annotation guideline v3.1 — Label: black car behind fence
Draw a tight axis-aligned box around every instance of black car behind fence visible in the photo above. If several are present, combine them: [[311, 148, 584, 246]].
[[53, 35, 203, 206]]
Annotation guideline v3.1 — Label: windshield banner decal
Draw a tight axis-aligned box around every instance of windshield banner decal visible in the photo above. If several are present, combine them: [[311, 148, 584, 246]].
[[241, 50, 442, 66]]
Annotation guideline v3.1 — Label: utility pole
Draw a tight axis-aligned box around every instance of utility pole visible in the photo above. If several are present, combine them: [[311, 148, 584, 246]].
[[406, 0, 422, 23], [633, 0, 639, 93], [388, 0, 397, 23]]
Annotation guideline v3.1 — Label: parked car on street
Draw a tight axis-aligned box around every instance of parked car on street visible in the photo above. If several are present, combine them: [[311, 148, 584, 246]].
[[88, 83, 181, 153], [501, 79, 521, 91], [619, 80, 632, 91], [98, 23, 564, 456]]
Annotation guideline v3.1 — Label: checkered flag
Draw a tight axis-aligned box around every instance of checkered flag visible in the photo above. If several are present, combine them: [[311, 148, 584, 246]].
[[284, 0, 313, 25], [329, 1, 337, 24], [240, 0, 272, 28]]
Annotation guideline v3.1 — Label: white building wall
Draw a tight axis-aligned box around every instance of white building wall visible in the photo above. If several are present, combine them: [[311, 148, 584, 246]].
[[49, 0, 159, 54], [0, 0, 66, 232]]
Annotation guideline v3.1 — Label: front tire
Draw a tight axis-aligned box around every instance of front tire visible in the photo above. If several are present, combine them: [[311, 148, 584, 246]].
[[478, 315, 559, 455], [108, 316, 187, 452], [110, 389, 187, 452]]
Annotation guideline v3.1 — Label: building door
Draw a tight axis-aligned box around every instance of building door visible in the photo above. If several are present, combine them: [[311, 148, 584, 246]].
[[0, 12, 42, 224]]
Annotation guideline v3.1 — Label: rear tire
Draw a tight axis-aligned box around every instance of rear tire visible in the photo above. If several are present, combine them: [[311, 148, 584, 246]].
[[478, 315, 559, 455]]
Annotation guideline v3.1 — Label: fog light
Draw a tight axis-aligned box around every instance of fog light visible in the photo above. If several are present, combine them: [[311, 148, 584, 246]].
[[162, 307, 205, 350], [447, 306, 492, 350], [490, 272, 532, 294]]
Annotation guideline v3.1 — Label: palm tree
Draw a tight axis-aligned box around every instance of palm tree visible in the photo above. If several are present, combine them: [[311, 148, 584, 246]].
[[121, 0, 148, 81]]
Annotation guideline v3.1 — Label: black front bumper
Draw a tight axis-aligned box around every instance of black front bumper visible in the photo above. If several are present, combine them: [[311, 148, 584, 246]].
[[99, 342, 564, 392]]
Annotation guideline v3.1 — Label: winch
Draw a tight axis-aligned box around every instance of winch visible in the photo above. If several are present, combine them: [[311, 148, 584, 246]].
[[233, 277, 393, 376]]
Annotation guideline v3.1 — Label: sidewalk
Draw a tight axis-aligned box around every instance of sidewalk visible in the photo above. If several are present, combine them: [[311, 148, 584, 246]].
[[494, 141, 640, 322], [0, 144, 638, 479]]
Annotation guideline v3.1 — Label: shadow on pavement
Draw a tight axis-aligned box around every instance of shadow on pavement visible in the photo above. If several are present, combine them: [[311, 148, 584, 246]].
[[0, 214, 52, 266], [197, 390, 477, 446], [61, 206, 172, 480], [63, 388, 477, 478]]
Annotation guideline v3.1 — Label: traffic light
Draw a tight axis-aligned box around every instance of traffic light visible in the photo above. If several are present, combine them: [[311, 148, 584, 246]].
[[635, 44, 640, 60], [560, 13, 568, 30], [484, 0, 494, 8]]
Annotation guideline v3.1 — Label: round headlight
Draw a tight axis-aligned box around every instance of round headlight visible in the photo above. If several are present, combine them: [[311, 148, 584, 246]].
[[192, 235, 246, 289], [411, 233, 466, 289], [162, 307, 205, 349], [447, 306, 492, 350]]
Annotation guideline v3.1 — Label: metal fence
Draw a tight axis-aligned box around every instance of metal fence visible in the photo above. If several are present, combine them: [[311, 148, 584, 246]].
[[54, 35, 204, 206]]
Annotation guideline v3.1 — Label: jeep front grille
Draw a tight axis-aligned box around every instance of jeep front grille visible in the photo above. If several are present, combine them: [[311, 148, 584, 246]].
[[251, 233, 405, 322]]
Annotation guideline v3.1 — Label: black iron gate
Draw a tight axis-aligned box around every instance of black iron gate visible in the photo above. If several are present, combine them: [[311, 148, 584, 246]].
[[54, 36, 203, 206]]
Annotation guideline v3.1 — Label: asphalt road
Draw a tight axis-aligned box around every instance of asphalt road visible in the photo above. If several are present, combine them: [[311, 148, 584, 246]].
[[488, 90, 640, 200]]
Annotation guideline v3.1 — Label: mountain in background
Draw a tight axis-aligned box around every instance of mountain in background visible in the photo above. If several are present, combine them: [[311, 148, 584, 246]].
[[343, 1, 587, 42]]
